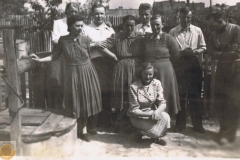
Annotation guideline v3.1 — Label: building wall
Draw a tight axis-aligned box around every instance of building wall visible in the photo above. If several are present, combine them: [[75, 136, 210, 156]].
[[107, 8, 138, 16]]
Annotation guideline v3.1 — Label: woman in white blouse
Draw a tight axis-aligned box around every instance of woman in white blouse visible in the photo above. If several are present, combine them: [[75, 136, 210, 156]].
[[127, 62, 170, 146]]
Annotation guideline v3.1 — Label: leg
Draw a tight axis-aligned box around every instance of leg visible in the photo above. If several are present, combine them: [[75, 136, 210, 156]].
[[188, 58, 205, 133], [88, 114, 98, 134], [77, 117, 90, 142]]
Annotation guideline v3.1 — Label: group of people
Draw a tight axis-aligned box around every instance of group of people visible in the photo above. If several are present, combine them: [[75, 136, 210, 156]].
[[30, 2, 240, 146]]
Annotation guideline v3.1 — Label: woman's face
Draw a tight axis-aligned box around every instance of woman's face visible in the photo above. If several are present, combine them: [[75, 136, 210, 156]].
[[123, 20, 135, 35], [66, 6, 78, 18], [141, 68, 154, 85], [150, 18, 163, 35], [70, 21, 85, 35]]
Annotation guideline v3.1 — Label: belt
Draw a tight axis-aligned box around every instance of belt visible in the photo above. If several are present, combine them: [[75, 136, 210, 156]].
[[67, 60, 90, 66], [118, 56, 140, 60]]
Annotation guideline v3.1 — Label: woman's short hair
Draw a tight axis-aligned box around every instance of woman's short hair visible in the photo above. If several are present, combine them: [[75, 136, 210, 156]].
[[139, 3, 152, 12], [91, 4, 106, 13], [150, 14, 162, 22], [65, 2, 80, 14], [136, 62, 158, 79], [67, 14, 84, 32], [123, 15, 137, 25]]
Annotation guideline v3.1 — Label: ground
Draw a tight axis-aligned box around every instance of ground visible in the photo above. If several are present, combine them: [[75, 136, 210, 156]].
[[68, 117, 240, 159]]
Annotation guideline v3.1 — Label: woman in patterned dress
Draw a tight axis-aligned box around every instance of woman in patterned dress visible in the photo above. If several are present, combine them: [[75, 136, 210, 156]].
[[30, 15, 115, 142], [99, 15, 143, 131], [127, 62, 170, 145], [141, 14, 181, 115]]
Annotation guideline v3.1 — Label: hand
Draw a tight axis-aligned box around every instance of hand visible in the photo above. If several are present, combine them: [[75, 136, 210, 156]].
[[152, 110, 162, 121], [180, 48, 194, 56], [30, 53, 41, 62], [92, 41, 108, 48], [112, 54, 118, 61]]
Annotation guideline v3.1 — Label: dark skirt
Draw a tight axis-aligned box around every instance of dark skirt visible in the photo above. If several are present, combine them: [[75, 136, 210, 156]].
[[64, 61, 102, 118], [111, 59, 139, 111], [150, 59, 181, 115]]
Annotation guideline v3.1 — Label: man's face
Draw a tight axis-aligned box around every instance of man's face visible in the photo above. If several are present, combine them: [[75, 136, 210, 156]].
[[139, 9, 151, 24], [92, 7, 105, 25], [180, 11, 192, 28], [206, 18, 222, 32]]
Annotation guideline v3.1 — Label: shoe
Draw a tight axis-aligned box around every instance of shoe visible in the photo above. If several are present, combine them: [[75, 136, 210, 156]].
[[192, 126, 206, 133], [135, 130, 143, 143], [152, 138, 166, 146], [79, 133, 91, 142], [87, 130, 97, 135]]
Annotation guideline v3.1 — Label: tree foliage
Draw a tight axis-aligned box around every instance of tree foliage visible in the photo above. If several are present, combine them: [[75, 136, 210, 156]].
[[0, 0, 28, 18]]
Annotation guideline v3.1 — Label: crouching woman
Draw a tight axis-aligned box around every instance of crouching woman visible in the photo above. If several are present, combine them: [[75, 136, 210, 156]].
[[127, 62, 170, 146]]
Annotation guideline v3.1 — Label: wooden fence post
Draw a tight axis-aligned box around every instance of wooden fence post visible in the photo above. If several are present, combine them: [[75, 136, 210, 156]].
[[3, 29, 22, 156]]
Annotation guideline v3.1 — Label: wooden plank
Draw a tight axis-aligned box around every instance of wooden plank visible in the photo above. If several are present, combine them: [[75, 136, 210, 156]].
[[53, 117, 77, 137], [0, 108, 9, 116], [22, 126, 38, 136], [0, 115, 9, 125], [3, 29, 22, 155], [21, 108, 52, 117], [20, 73, 26, 108], [22, 116, 47, 126], [31, 113, 64, 136], [0, 64, 2, 110]]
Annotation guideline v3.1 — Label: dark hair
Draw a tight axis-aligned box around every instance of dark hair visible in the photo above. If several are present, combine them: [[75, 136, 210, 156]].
[[139, 3, 152, 12], [150, 14, 162, 22], [91, 4, 106, 13], [67, 14, 85, 32], [206, 12, 225, 21], [65, 2, 80, 14], [179, 6, 192, 15], [136, 62, 158, 80], [123, 15, 137, 25]]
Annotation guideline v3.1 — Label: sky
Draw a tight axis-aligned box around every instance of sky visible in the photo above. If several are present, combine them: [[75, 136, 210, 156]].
[[108, 0, 239, 9]]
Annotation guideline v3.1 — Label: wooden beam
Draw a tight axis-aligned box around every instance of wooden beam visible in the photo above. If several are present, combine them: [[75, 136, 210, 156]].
[[3, 29, 22, 156]]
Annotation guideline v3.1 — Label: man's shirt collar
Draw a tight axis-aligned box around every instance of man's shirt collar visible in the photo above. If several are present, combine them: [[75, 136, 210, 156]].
[[89, 22, 111, 31]]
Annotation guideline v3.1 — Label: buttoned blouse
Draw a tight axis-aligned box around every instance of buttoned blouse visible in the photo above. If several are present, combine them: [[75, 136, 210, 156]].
[[52, 34, 91, 64], [169, 24, 206, 51], [128, 79, 166, 117]]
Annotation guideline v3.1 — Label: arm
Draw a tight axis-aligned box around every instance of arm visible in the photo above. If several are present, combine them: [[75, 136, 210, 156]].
[[100, 48, 118, 61], [152, 81, 166, 120], [168, 34, 180, 64], [128, 85, 153, 117], [194, 29, 206, 55], [207, 32, 221, 59]]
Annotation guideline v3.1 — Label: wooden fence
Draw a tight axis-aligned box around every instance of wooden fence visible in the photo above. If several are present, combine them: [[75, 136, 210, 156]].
[[0, 15, 216, 117]]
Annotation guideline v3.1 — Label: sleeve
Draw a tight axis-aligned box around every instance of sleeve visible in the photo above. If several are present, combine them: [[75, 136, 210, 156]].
[[197, 29, 207, 50], [206, 33, 217, 54], [232, 25, 240, 51], [156, 81, 166, 105], [52, 20, 61, 42], [167, 34, 179, 64], [52, 37, 63, 60], [128, 85, 142, 117], [100, 33, 115, 50]]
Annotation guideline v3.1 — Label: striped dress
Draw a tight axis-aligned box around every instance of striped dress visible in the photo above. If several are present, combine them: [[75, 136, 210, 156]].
[[127, 79, 170, 138], [101, 32, 143, 112], [52, 34, 102, 118]]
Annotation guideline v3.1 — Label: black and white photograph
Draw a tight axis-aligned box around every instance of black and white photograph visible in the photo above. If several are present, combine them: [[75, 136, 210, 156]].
[[0, 0, 240, 159]]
